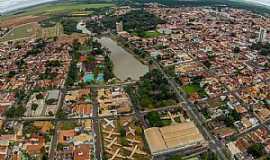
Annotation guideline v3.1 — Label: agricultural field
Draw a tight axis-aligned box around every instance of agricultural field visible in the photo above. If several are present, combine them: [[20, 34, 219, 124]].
[[0, 23, 38, 42], [7, 2, 114, 17], [0, 22, 63, 43], [36, 23, 64, 39]]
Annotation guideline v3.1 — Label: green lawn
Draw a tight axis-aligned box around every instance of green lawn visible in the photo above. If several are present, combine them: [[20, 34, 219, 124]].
[[182, 83, 208, 97], [61, 121, 77, 130], [183, 84, 201, 94], [142, 31, 161, 38], [161, 119, 172, 126], [133, 30, 161, 38], [0, 23, 36, 42]]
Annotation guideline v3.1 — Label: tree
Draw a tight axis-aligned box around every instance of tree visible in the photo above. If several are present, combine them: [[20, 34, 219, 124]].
[[202, 60, 211, 68], [201, 151, 218, 160], [247, 143, 265, 158], [120, 137, 128, 146], [42, 153, 48, 160], [260, 48, 269, 56], [15, 90, 26, 102], [56, 108, 66, 119], [48, 111, 54, 116], [31, 103, 39, 111], [23, 121, 40, 135], [5, 105, 26, 118], [146, 111, 163, 127], [61, 19, 81, 35], [36, 93, 44, 100], [140, 97, 153, 108], [7, 71, 16, 78], [233, 46, 240, 53], [167, 155, 183, 160], [119, 127, 126, 137]]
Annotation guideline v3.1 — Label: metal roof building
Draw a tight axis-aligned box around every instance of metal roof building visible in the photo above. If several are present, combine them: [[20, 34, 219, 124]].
[[144, 122, 207, 156]]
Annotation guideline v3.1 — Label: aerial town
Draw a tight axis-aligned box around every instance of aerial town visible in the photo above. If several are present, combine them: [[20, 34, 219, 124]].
[[0, 0, 269, 160]]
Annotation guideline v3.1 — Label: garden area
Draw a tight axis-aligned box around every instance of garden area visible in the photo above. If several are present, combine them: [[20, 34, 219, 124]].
[[182, 76, 208, 98]]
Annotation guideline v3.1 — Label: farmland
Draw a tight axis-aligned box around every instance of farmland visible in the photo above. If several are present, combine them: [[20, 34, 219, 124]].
[[0, 22, 63, 42], [6, 2, 114, 17]]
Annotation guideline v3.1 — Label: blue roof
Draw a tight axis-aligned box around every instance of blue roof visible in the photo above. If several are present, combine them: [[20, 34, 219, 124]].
[[84, 73, 94, 83], [84, 73, 104, 83]]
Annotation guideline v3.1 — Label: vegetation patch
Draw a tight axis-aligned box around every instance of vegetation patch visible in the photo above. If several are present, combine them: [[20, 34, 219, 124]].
[[0, 23, 37, 42], [137, 69, 178, 109], [86, 9, 165, 34], [182, 76, 208, 98], [133, 30, 161, 38], [10, 3, 114, 16], [146, 111, 172, 127]]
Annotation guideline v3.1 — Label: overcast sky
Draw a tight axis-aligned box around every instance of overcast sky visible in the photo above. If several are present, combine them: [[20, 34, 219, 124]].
[[0, 0, 56, 13], [240, 0, 270, 6], [0, 0, 270, 13]]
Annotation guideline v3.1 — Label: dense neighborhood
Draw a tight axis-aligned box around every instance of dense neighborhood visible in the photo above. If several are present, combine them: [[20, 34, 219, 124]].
[[0, 0, 269, 160]]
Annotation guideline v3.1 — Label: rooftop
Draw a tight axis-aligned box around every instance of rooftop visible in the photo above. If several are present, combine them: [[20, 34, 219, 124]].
[[144, 122, 206, 155]]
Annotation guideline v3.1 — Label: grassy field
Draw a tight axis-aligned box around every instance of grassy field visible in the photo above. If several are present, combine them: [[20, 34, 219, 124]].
[[0, 22, 63, 42], [132, 30, 161, 38], [0, 23, 37, 42], [0, 2, 114, 23], [37, 23, 63, 38], [10, 3, 114, 16], [142, 31, 161, 38], [182, 83, 207, 98]]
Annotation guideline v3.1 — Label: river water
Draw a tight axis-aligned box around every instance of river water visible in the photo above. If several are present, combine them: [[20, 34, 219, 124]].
[[96, 37, 148, 81], [77, 22, 148, 81]]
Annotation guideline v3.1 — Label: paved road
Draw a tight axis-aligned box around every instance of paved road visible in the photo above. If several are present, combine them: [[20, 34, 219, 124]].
[[91, 88, 103, 160], [48, 120, 58, 160]]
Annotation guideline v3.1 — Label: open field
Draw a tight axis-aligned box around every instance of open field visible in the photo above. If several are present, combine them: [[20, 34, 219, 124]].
[[0, 2, 114, 28], [0, 23, 38, 42], [0, 22, 63, 42], [0, 16, 47, 28], [132, 30, 161, 38], [141, 31, 161, 38], [37, 23, 63, 39], [182, 83, 208, 98], [8, 3, 114, 16]]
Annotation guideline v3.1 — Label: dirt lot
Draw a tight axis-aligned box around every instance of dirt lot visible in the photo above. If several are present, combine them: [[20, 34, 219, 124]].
[[0, 15, 47, 28]]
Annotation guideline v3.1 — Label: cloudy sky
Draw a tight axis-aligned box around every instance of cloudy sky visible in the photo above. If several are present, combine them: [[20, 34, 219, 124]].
[[240, 0, 270, 6], [0, 0, 270, 13], [0, 0, 56, 13]]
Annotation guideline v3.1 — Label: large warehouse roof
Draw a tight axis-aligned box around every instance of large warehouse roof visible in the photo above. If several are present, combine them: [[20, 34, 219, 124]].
[[144, 122, 205, 155]]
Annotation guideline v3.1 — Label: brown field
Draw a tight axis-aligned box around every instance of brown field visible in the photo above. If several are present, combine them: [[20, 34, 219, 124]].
[[0, 16, 47, 28]]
